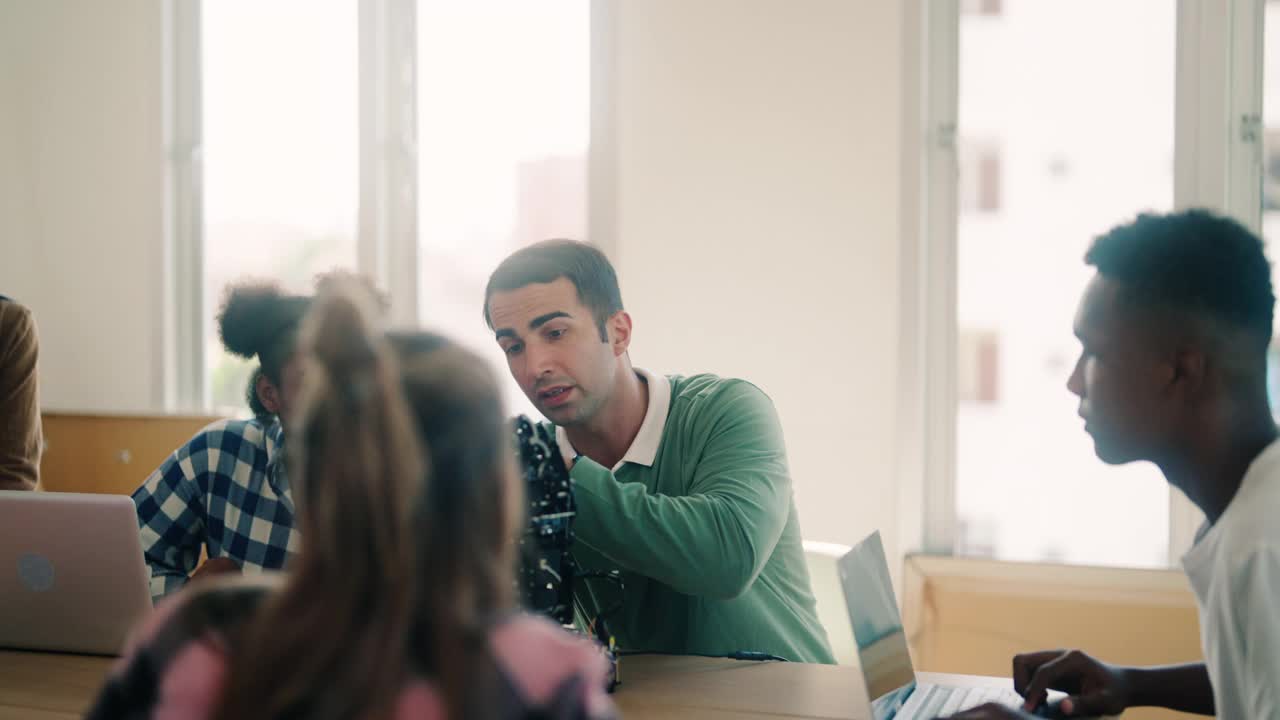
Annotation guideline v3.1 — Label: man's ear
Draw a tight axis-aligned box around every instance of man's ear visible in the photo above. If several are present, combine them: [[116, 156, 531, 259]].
[[1169, 347, 1206, 397], [609, 311, 633, 358], [256, 374, 283, 415]]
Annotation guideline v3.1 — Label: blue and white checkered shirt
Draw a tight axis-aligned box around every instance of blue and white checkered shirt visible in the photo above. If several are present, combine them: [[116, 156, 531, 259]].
[[132, 418, 300, 602]]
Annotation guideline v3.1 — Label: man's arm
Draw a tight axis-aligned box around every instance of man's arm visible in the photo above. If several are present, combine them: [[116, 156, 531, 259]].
[[0, 302, 41, 491], [132, 441, 209, 602], [570, 381, 791, 600], [1124, 664, 1215, 715]]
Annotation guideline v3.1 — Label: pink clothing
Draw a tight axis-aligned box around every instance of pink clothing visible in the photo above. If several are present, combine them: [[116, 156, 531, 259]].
[[110, 593, 614, 719]]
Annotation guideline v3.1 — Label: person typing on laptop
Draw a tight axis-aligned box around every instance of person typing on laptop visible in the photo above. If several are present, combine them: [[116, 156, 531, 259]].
[[131, 281, 311, 602], [483, 240, 833, 663], [943, 211, 1280, 719]]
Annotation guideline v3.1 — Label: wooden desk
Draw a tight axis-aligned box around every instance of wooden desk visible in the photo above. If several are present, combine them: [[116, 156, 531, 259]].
[[0, 648, 1008, 719], [0, 650, 113, 720]]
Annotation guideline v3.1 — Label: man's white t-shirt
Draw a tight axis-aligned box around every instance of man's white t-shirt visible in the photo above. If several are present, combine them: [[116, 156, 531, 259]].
[[1182, 438, 1280, 719]]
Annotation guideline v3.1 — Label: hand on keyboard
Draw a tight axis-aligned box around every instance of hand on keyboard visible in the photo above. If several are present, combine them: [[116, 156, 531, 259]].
[[935, 701, 1038, 720], [919, 685, 1055, 720], [1014, 649, 1130, 718]]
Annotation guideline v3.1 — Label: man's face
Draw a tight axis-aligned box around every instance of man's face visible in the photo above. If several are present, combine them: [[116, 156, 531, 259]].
[[1067, 274, 1178, 465], [487, 277, 626, 425]]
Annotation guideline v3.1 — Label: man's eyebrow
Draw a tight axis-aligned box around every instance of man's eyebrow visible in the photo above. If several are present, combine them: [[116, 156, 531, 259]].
[[495, 328, 518, 341], [530, 311, 571, 330]]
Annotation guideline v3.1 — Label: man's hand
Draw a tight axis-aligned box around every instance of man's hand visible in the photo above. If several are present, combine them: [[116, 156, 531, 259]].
[[189, 556, 241, 583], [1015, 649, 1131, 717], [939, 702, 1037, 719]]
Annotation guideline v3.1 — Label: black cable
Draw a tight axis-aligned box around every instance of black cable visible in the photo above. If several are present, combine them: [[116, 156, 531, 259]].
[[578, 572, 624, 622]]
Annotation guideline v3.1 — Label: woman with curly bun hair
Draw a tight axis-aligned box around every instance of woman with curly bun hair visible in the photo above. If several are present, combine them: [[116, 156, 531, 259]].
[[131, 280, 314, 604]]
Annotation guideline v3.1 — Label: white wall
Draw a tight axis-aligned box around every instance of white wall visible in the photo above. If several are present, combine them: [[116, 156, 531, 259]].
[[0, 0, 166, 413], [598, 0, 907, 554]]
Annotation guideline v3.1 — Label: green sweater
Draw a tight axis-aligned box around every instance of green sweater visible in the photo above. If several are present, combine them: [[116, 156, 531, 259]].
[[563, 373, 834, 664]]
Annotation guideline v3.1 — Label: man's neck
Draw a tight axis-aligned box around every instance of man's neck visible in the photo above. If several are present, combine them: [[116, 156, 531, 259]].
[[1162, 403, 1278, 526], [566, 368, 650, 469]]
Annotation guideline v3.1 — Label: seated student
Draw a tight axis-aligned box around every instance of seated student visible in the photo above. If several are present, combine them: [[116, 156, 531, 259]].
[[132, 282, 310, 601], [0, 295, 41, 491], [945, 211, 1280, 720], [88, 280, 616, 719], [483, 240, 834, 663]]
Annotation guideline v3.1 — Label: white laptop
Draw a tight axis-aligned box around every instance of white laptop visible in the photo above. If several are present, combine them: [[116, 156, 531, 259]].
[[0, 490, 152, 655], [839, 531, 1076, 719]]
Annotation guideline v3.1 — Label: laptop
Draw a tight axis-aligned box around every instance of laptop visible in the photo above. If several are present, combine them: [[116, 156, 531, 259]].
[[0, 490, 152, 655], [839, 531, 1072, 719]]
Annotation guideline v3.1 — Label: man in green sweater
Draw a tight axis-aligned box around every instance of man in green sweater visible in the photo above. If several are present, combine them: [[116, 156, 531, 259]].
[[484, 240, 834, 664]]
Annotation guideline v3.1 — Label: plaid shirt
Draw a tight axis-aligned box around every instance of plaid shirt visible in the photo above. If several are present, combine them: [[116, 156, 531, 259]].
[[132, 418, 299, 602]]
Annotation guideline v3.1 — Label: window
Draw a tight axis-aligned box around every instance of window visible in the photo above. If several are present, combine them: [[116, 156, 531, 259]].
[[952, 0, 1176, 567], [196, 0, 587, 417], [201, 0, 359, 413], [416, 0, 589, 417], [956, 330, 999, 405], [958, 140, 1002, 214]]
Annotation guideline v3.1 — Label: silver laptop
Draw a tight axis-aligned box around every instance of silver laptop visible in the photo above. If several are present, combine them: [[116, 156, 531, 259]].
[[0, 490, 151, 655], [839, 531, 1069, 719]]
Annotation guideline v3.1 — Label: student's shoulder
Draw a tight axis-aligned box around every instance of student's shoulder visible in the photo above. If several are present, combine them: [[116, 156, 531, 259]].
[[0, 296, 34, 323], [670, 372, 768, 400], [669, 373, 776, 418], [1214, 480, 1280, 586], [122, 575, 281, 666], [0, 298, 37, 348], [183, 417, 278, 452]]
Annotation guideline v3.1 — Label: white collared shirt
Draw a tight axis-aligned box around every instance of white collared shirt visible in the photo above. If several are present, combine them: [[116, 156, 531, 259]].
[[556, 369, 671, 472]]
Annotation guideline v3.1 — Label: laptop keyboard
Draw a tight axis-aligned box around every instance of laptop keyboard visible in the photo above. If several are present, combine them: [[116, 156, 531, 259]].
[[909, 683, 1027, 719]]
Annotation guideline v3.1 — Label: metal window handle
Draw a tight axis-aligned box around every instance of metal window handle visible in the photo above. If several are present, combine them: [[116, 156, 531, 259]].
[[1241, 114, 1262, 144], [935, 123, 957, 151]]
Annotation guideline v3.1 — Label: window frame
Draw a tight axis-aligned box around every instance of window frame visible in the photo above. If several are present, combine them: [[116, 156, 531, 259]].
[[160, 0, 204, 411]]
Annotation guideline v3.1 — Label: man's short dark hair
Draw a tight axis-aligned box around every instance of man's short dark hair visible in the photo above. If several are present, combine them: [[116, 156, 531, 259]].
[[1086, 209, 1275, 347], [483, 239, 624, 341]]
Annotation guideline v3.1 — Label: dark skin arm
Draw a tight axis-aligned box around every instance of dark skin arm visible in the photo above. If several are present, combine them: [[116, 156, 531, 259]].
[[1016, 650, 1212, 716], [940, 650, 1214, 719]]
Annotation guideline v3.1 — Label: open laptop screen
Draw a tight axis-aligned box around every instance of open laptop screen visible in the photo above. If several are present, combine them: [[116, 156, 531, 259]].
[[0, 490, 151, 655], [838, 531, 917, 720]]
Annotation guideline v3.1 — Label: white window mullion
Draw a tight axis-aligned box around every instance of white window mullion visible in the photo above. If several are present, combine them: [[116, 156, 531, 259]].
[[920, 0, 961, 556], [898, 0, 960, 559], [161, 0, 204, 411], [1225, 0, 1265, 227], [358, 0, 419, 326]]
